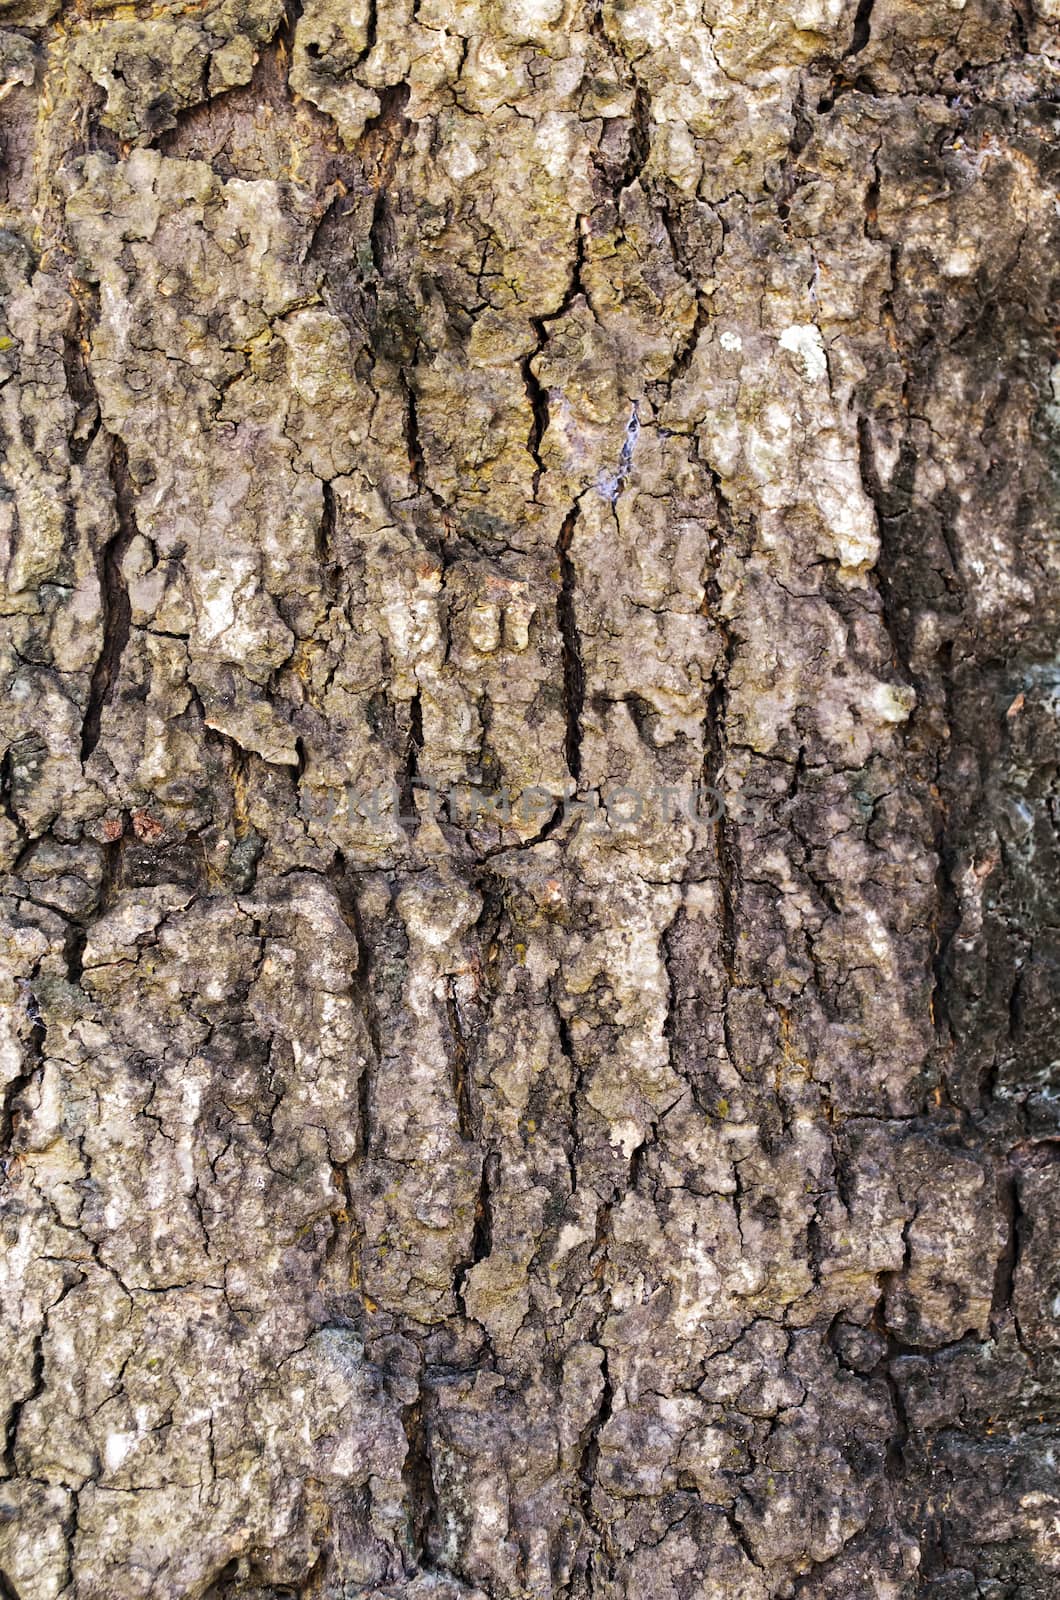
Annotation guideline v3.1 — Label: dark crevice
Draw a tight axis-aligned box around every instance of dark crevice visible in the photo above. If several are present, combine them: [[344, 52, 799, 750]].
[[816, 70, 878, 114], [855, 415, 917, 676], [776, 83, 814, 220], [576, 1350, 613, 1538], [398, 691, 424, 824], [863, 157, 881, 241], [1010, 0, 1030, 53], [1, 1276, 82, 1475], [370, 188, 397, 277], [156, 0, 308, 164], [556, 505, 584, 783], [402, 374, 426, 489], [60, 296, 101, 464], [445, 977, 475, 1142], [881, 1355, 910, 1478], [700, 462, 740, 984], [2, 979, 45, 1162], [546, 216, 592, 327], [400, 1389, 438, 1565], [356, 1044, 373, 1160], [521, 325, 549, 496], [468, 1149, 498, 1269], [0, 749, 24, 847], [363, 0, 378, 58], [726, 1505, 762, 1571], [401, 370, 453, 537], [621, 83, 652, 191], [665, 296, 709, 387], [364, 82, 413, 279], [557, 1007, 580, 1195], [1, 1333, 42, 1475], [64, 817, 127, 986], [846, 0, 876, 57], [990, 1163, 1022, 1328], [81, 434, 137, 763], [316, 479, 339, 595]]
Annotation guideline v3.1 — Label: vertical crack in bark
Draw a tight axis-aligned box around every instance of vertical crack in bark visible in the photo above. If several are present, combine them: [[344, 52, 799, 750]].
[[398, 689, 424, 823], [4, 1275, 83, 1478], [725, 1504, 762, 1572], [400, 368, 454, 539], [855, 407, 964, 1106], [454, 1146, 498, 1311], [0, 751, 25, 855], [60, 288, 101, 464], [621, 83, 652, 191], [557, 505, 584, 783], [362, 0, 379, 60], [2, 975, 45, 1161], [521, 321, 549, 497], [991, 1160, 1023, 1333], [845, 0, 876, 56], [64, 816, 126, 985], [400, 1388, 438, 1567], [881, 1354, 910, 1480], [700, 473, 742, 1084], [576, 1350, 613, 1564], [553, 996, 580, 1194], [701, 615, 738, 984], [663, 294, 709, 387], [316, 477, 339, 596], [81, 434, 136, 763], [329, 853, 382, 1159], [445, 975, 475, 1142]]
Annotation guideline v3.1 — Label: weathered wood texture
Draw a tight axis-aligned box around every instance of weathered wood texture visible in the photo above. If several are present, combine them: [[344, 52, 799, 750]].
[[1, 1, 1058, 1594]]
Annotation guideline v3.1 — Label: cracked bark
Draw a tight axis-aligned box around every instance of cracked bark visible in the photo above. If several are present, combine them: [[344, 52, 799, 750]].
[[1, 0, 1058, 1597]]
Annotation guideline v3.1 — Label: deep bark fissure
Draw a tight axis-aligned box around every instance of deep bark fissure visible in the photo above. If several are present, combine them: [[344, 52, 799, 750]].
[[80, 435, 136, 762], [557, 504, 585, 783]]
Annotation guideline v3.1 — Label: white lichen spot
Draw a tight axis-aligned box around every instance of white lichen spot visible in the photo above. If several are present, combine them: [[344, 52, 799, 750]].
[[503, 594, 535, 652], [941, 245, 977, 277], [790, 0, 845, 26], [555, 1223, 592, 1258], [610, 1119, 643, 1160], [719, 329, 742, 353], [862, 907, 893, 963], [501, 0, 565, 38], [468, 601, 501, 653], [397, 881, 483, 950], [869, 680, 917, 725], [105, 1431, 135, 1472], [443, 142, 479, 182], [779, 322, 828, 383], [534, 112, 573, 180]]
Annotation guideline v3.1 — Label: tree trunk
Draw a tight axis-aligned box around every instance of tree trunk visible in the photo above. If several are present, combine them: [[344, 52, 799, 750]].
[[1, 1, 1058, 1595]]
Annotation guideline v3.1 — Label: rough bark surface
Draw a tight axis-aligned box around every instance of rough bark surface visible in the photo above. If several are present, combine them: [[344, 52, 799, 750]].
[[1, 0, 1058, 1595]]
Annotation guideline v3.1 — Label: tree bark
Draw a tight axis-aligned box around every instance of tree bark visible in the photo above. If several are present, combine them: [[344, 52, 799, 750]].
[[1, 1, 1058, 1596]]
